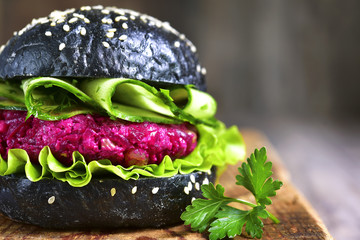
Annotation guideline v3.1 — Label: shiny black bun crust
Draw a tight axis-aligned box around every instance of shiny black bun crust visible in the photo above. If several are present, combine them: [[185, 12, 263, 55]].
[[0, 169, 215, 229], [0, 6, 206, 91]]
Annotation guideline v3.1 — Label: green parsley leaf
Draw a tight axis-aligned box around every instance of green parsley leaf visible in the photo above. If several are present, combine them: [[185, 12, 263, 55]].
[[209, 206, 269, 240], [236, 147, 283, 206], [208, 206, 248, 240], [181, 147, 283, 239], [181, 183, 232, 232], [244, 206, 269, 238]]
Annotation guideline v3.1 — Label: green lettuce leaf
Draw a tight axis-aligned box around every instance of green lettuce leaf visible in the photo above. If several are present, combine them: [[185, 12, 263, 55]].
[[0, 99, 27, 111], [0, 81, 27, 110], [0, 81, 25, 103], [21, 77, 217, 126], [0, 121, 245, 187], [22, 77, 96, 120]]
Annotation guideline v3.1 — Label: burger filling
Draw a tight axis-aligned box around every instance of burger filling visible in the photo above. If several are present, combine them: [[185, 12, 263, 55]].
[[0, 77, 245, 186], [0, 110, 197, 167]]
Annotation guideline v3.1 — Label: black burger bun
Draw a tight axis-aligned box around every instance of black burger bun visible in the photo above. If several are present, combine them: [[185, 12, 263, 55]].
[[0, 170, 216, 229], [0, 6, 206, 91], [0, 6, 213, 229]]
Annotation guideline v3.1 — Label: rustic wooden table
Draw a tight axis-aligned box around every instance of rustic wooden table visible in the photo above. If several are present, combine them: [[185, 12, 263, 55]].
[[0, 128, 333, 239], [256, 117, 360, 240]]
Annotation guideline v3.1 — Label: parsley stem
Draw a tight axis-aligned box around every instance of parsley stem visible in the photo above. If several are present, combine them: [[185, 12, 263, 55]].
[[232, 198, 257, 207], [266, 211, 280, 224], [232, 198, 280, 224]]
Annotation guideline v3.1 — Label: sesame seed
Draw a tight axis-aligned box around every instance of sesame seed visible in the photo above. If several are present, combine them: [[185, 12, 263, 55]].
[[73, 13, 85, 19], [45, 31, 52, 37], [101, 9, 110, 14], [0, 45, 4, 54], [119, 35, 128, 41], [80, 6, 91, 11], [191, 45, 197, 53], [174, 41, 180, 48], [50, 9, 69, 19], [202, 177, 209, 185], [162, 21, 179, 35], [130, 15, 136, 20], [122, 22, 128, 29], [48, 196, 55, 204], [129, 10, 140, 17], [188, 182, 193, 191], [117, 9, 125, 15], [84, 18, 90, 24], [63, 24, 70, 32], [191, 197, 196, 203], [197, 65, 201, 72], [184, 186, 190, 195], [59, 43, 66, 51], [80, 27, 86, 36], [102, 41, 110, 48], [201, 67, 207, 75], [64, 8, 75, 15], [179, 34, 186, 40], [50, 22, 56, 26], [207, 169, 212, 175], [93, 5, 104, 10], [115, 16, 128, 22], [106, 32, 115, 38], [195, 182, 200, 190], [161, 21, 171, 31], [57, 19, 65, 24], [152, 187, 159, 194], [131, 186, 137, 194], [36, 17, 50, 25], [156, 21, 162, 28], [101, 18, 108, 24], [68, 17, 78, 23], [140, 16, 148, 23], [111, 188, 116, 196], [108, 28, 117, 32], [190, 174, 196, 183]]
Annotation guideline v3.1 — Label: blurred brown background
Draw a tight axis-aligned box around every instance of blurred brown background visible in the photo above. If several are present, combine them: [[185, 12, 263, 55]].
[[1, 0, 359, 239]]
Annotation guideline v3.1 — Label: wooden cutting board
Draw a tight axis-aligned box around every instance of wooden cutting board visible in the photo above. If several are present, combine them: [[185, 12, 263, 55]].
[[0, 128, 333, 239]]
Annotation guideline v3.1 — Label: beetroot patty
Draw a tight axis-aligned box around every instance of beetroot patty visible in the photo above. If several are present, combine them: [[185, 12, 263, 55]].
[[0, 110, 197, 167]]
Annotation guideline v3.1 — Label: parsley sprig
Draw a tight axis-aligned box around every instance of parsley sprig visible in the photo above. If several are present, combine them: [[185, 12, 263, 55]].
[[181, 147, 283, 239]]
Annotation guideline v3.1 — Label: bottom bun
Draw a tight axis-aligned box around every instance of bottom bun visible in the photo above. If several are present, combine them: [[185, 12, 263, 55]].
[[0, 169, 216, 229]]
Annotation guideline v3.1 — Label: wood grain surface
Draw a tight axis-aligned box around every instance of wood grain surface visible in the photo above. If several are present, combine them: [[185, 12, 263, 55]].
[[0, 128, 333, 239]]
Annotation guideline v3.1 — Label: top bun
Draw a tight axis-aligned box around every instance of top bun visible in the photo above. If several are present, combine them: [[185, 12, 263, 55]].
[[0, 6, 206, 91]]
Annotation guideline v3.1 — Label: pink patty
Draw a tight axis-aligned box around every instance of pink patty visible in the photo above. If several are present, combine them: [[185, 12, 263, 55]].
[[0, 110, 197, 167]]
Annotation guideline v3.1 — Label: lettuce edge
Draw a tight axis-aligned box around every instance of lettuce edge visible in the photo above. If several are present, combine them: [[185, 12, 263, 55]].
[[0, 122, 245, 187]]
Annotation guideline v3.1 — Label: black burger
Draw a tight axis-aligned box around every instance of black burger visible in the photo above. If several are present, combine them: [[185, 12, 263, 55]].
[[0, 6, 245, 229]]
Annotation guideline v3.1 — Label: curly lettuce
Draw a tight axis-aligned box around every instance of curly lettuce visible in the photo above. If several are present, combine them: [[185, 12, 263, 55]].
[[0, 121, 245, 187], [0, 77, 245, 187]]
